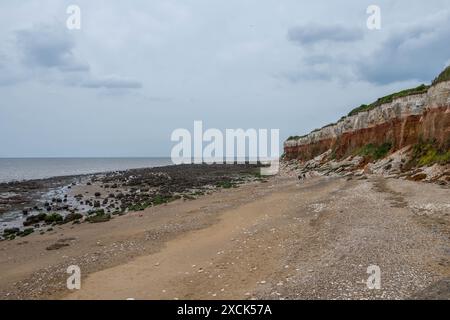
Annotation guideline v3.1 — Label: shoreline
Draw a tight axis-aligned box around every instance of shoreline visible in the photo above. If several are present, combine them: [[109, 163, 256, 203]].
[[0, 164, 264, 238], [0, 157, 175, 186]]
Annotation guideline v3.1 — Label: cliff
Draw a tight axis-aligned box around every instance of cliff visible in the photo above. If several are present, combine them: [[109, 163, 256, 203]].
[[285, 70, 450, 160], [283, 67, 450, 184]]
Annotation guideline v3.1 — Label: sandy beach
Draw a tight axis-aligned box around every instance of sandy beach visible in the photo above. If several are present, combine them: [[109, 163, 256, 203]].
[[0, 171, 449, 300]]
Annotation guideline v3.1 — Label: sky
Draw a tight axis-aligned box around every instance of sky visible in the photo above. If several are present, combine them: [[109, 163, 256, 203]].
[[1, 0, 450, 157]]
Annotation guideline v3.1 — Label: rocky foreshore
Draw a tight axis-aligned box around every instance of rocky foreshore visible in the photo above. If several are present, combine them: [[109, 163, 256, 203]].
[[281, 146, 450, 187], [0, 164, 264, 241]]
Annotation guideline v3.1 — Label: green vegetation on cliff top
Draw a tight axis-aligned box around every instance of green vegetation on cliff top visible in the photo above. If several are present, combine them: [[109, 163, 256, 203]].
[[432, 65, 450, 85], [347, 66, 450, 117], [347, 84, 430, 117]]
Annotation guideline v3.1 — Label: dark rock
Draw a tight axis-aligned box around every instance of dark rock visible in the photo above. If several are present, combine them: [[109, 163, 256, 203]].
[[23, 213, 47, 226], [18, 228, 34, 237], [3, 228, 20, 236], [44, 213, 63, 224], [63, 213, 83, 224], [46, 243, 70, 251], [409, 173, 427, 181], [87, 210, 111, 223]]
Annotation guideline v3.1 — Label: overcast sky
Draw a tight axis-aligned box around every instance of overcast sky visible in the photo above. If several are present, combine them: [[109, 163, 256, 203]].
[[1, 0, 449, 157]]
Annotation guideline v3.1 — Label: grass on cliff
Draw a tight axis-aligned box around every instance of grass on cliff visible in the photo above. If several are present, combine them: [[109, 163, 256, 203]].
[[348, 84, 430, 117], [348, 66, 449, 117], [356, 142, 393, 160], [432, 66, 450, 85], [409, 140, 450, 167]]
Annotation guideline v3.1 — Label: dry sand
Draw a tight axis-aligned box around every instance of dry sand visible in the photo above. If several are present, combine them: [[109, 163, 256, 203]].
[[0, 175, 449, 300]]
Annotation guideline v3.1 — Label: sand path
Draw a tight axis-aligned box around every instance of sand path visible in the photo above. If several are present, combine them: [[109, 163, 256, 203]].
[[1, 176, 449, 300]]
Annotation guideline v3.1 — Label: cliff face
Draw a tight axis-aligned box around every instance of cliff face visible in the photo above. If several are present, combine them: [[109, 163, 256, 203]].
[[284, 81, 450, 161]]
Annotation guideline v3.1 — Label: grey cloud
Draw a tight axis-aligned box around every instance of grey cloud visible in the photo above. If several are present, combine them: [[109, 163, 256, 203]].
[[5, 24, 141, 90], [0, 43, 28, 86], [80, 75, 143, 89], [283, 64, 333, 82], [283, 52, 356, 83], [287, 11, 450, 85], [356, 14, 450, 84], [288, 24, 364, 45], [15, 25, 89, 72]]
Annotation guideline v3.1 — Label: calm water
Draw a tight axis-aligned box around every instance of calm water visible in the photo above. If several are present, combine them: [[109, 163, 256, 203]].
[[0, 158, 173, 183]]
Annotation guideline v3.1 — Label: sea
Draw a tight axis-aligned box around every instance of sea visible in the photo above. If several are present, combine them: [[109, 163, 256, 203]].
[[0, 158, 173, 183]]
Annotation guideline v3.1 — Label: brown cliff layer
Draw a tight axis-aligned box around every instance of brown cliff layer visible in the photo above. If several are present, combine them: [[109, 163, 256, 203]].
[[285, 106, 450, 161]]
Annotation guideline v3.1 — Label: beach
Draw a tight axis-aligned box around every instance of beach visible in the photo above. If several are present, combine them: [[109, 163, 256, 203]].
[[0, 167, 449, 299]]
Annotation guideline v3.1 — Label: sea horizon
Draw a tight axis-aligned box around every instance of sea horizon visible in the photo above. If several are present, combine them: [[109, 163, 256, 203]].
[[0, 157, 173, 183]]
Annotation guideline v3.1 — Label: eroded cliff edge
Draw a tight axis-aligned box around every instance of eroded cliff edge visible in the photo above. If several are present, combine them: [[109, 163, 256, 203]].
[[283, 67, 450, 184]]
